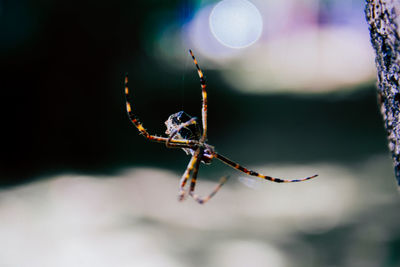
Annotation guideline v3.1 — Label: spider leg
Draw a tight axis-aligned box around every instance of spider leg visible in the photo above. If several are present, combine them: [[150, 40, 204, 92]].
[[124, 74, 198, 148], [178, 148, 202, 201], [189, 50, 208, 143], [214, 152, 318, 183], [188, 149, 202, 193], [186, 149, 229, 204], [189, 174, 229, 204], [166, 117, 198, 148]]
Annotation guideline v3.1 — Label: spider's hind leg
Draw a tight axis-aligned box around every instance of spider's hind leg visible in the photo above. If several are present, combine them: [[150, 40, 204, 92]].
[[187, 149, 229, 204], [214, 152, 318, 183], [189, 176, 229, 204], [177, 147, 228, 204], [178, 148, 202, 201]]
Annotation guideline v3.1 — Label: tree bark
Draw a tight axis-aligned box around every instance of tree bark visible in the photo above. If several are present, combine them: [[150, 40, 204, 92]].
[[365, 0, 400, 186]]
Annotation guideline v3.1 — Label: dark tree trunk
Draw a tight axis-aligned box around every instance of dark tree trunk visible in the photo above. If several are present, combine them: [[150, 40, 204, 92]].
[[365, 0, 400, 185]]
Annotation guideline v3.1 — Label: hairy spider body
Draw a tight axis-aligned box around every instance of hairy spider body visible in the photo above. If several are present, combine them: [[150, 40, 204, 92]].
[[165, 111, 200, 141], [124, 49, 318, 204]]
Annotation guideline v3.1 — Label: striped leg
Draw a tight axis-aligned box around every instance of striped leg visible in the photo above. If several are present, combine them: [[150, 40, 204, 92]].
[[178, 148, 202, 201], [187, 148, 229, 204], [214, 153, 318, 183], [124, 74, 198, 148], [189, 175, 229, 204], [188, 149, 202, 195], [189, 50, 208, 143]]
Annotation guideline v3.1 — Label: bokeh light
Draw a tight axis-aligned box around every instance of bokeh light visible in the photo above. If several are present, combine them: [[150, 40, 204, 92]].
[[155, 0, 376, 93], [209, 0, 263, 49]]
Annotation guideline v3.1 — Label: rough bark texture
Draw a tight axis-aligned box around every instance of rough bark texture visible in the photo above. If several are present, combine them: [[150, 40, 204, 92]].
[[365, 0, 400, 186]]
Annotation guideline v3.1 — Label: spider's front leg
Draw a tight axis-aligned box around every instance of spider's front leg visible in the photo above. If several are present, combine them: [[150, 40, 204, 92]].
[[189, 50, 208, 143], [124, 74, 198, 148]]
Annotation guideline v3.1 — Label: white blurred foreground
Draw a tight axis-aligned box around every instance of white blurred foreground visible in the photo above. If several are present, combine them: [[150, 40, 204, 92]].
[[0, 155, 399, 267]]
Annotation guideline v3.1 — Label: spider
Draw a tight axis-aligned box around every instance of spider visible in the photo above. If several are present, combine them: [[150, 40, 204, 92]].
[[124, 50, 318, 204]]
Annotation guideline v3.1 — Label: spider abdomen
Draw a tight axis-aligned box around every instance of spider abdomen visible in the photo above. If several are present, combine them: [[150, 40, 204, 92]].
[[164, 111, 214, 164], [164, 111, 201, 140]]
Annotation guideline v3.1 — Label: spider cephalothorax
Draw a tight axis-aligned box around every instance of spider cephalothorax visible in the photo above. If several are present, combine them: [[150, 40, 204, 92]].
[[124, 49, 318, 204]]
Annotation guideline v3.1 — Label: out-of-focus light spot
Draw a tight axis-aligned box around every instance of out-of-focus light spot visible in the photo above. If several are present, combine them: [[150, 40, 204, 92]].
[[209, 0, 263, 49], [176, 0, 375, 93], [185, 5, 240, 61], [221, 26, 376, 93]]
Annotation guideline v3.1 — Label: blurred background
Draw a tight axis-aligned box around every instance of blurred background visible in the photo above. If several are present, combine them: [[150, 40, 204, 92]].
[[1, 0, 399, 266]]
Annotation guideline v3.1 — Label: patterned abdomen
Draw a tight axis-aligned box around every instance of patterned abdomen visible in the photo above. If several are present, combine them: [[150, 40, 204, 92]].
[[165, 111, 201, 140]]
